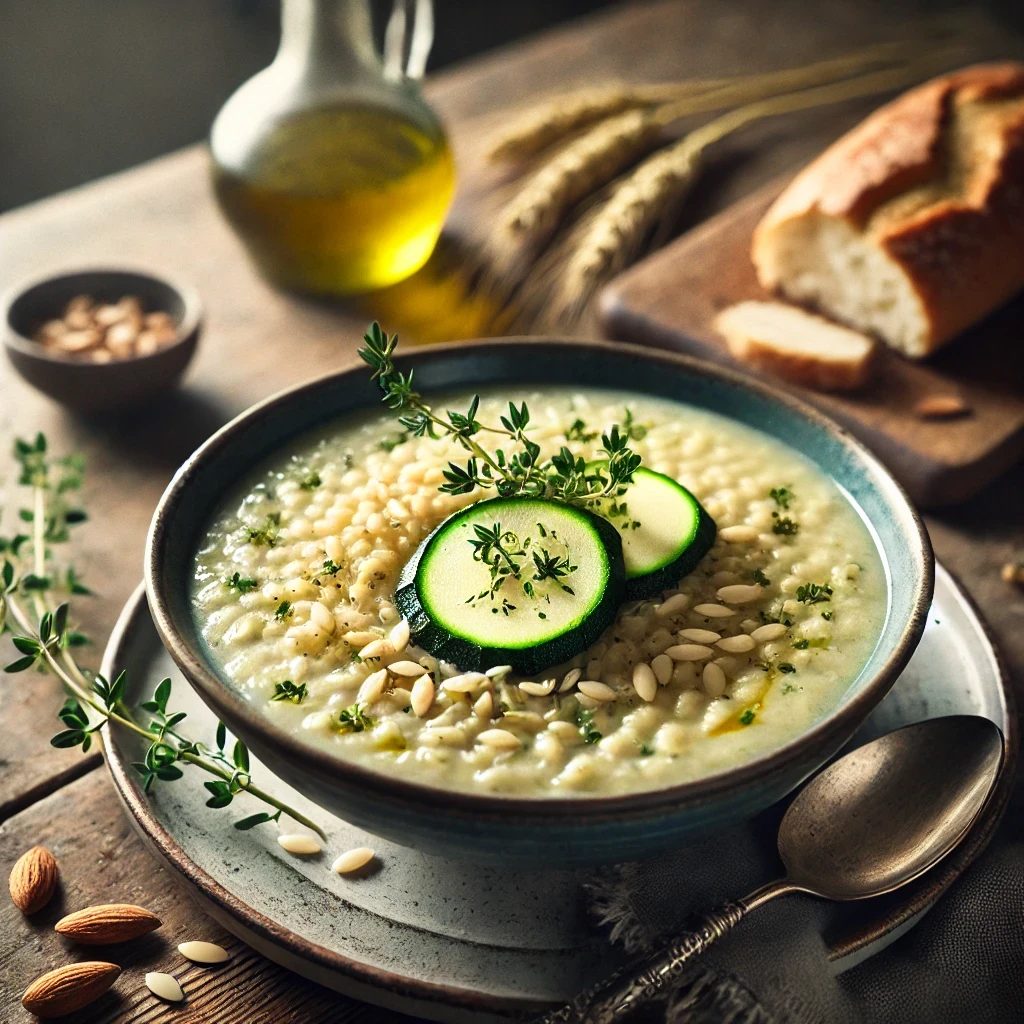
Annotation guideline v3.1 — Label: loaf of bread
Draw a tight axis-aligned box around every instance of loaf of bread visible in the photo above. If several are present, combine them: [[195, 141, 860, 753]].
[[752, 62, 1024, 358], [715, 300, 876, 391]]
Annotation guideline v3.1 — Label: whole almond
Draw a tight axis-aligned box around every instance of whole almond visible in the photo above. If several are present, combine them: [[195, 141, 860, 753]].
[[9, 845, 59, 914], [55, 903, 161, 945], [22, 961, 120, 1018]]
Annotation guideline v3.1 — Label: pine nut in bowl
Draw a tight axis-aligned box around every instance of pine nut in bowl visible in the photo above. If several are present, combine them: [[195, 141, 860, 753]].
[[146, 336, 932, 866], [3, 268, 201, 413]]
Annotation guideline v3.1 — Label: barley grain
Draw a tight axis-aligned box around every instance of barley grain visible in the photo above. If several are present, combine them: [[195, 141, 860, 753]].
[[665, 644, 714, 661], [478, 729, 523, 751], [717, 584, 764, 604], [656, 593, 690, 617], [411, 675, 435, 717], [717, 634, 756, 653], [389, 660, 427, 677], [679, 628, 720, 643], [694, 603, 736, 618], [632, 663, 658, 702], [578, 680, 617, 702], [702, 663, 727, 698], [751, 623, 788, 642], [651, 653, 673, 686]]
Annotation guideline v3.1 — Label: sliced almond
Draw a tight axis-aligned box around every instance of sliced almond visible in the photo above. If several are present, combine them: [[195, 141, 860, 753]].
[[22, 961, 120, 1017], [177, 940, 230, 964], [914, 394, 971, 420], [145, 971, 184, 1002], [55, 903, 161, 945], [332, 847, 376, 875], [9, 845, 59, 915], [277, 834, 322, 855]]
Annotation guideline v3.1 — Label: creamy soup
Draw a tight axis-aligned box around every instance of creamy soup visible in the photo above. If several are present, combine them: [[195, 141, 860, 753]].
[[191, 388, 887, 796]]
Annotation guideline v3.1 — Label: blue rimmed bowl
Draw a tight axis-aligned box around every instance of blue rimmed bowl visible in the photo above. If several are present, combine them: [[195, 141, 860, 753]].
[[145, 338, 933, 865]]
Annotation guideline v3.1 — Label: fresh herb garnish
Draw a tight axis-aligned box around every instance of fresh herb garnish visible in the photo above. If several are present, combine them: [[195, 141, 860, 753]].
[[739, 709, 756, 725], [771, 514, 799, 536], [565, 418, 597, 442], [245, 512, 281, 547], [337, 703, 375, 733], [575, 708, 602, 744], [299, 472, 321, 491], [638, 742, 655, 756], [225, 572, 258, 594], [752, 568, 771, 587], [792, 637, 829, 650], [320, 558, 340, 576], [1, 436, 324, 839], [796, 582, 833, 605], [822, 611, 834, 621], [271, 680, 307, 704], [359, 323, 642, 506], [769, 486, 794, 509], [778, 663, 797, 674], [623, 408, 648, 441], [380, 431, 410, 453], [467, 522, 578, 606], [275, 600, 293, 620]]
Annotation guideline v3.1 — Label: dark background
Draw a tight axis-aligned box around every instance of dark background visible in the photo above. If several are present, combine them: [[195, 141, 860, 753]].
[[0, 0, 616, 213]]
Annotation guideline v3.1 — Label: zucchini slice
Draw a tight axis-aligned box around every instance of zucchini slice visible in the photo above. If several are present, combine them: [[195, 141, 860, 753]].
[[594, 467, 716, 600], [395, 497, 625, 675]]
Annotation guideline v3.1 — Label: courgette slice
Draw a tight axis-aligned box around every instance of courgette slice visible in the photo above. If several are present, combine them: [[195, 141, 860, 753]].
[[395, 497, 626, 675], [593, 466, 716, 600]]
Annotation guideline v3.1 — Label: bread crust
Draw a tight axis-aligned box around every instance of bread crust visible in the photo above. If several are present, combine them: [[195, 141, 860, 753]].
[[752, 62, 1024, 355], [715, 302, 876, 393]]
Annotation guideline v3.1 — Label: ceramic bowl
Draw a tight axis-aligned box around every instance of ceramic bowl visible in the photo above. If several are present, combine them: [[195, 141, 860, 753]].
[[3, 268, 201, 413], [146, 339, 934, 865]]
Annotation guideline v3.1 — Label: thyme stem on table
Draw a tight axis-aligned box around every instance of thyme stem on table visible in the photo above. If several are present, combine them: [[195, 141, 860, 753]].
[[1, 434, 326, 839]]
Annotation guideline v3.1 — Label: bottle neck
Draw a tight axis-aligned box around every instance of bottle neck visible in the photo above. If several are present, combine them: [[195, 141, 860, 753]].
[[277, 0, 380, 75]]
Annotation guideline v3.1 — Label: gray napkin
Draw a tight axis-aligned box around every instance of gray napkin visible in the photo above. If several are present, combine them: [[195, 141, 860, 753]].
[[589, 805, 1024, 1024]]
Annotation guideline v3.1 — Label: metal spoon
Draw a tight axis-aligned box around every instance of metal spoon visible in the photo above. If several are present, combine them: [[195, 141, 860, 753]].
[[540, 715, 1003, 1024]]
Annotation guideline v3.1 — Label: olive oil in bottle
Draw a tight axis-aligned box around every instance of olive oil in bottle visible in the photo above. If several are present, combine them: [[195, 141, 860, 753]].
[[213, 105, 454, 295]]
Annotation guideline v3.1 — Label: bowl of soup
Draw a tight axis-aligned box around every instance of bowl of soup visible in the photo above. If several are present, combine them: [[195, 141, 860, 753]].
[[146, 337, 933, 864]]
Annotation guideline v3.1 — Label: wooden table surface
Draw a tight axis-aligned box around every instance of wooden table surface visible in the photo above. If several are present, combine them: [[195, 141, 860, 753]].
[[1, 1, 1022, 1020]]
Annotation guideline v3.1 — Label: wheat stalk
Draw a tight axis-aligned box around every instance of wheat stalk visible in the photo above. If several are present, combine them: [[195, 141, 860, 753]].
[[495, 108, 664, 258], [485, 39, 934, 163], [551, 59, 944, 322]]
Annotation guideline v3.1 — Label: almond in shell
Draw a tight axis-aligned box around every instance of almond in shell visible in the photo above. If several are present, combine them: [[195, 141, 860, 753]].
[[22, 961, 121, 1018], [55, 902, 161, 944], [9, 845, 59, 914]]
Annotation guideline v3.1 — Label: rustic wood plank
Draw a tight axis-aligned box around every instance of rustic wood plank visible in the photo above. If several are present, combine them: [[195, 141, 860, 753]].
[[0, 769, 417, 1023]]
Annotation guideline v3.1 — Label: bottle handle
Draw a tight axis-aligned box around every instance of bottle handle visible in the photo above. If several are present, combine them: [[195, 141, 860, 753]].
[[384, 0, 434, 81]]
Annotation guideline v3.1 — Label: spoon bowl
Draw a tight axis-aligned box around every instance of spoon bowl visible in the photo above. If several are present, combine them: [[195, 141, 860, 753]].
[[779, 715, 1003, 901], [542, 716, 1004, 1024]]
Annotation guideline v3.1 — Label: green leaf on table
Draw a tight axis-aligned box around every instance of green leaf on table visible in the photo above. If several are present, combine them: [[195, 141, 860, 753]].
[[234, 812, 274, 831], [4, 654, 38, 673]]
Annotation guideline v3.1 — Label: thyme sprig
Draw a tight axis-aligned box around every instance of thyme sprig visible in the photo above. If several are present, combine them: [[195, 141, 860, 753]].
[[1, 435, 325, 839], [358, 323, 642, 505]]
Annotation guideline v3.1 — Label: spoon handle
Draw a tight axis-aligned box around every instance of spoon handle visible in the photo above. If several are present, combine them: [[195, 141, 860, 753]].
[[535, 877, 797, 1024], [535, 900, 750, 1024]]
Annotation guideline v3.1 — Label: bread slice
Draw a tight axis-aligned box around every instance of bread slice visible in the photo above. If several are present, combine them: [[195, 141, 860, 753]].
[[715, 300, 876, 392], [752, 63, 1024, 358]]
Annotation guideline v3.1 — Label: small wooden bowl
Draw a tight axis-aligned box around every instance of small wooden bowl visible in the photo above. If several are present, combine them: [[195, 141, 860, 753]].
[[3, 268, 202, 413]]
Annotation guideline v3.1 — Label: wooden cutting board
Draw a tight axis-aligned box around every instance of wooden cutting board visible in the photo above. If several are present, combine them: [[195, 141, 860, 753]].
[[598, 181, 1024, 508]]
